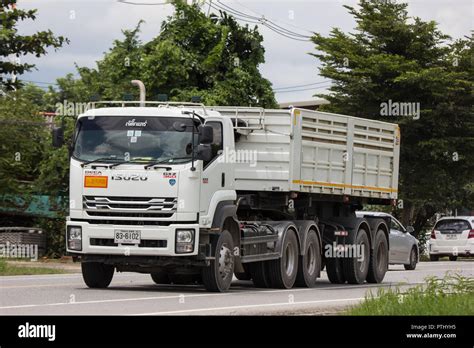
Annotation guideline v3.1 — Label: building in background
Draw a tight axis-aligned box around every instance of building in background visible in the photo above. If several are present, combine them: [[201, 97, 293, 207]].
[[278, 98, 329, 110]]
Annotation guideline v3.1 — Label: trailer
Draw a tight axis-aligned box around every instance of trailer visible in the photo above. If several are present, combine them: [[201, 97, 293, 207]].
[[54, 92, 400, 292]]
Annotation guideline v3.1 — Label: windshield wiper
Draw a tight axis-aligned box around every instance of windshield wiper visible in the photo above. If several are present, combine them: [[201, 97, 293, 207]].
[[108, 157, 156, 169], [80, 157, 122, 168], [144, 156, 192, 169]]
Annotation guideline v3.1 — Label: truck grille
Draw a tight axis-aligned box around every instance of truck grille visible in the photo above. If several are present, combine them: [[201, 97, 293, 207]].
[[83, 196, 177, 218]]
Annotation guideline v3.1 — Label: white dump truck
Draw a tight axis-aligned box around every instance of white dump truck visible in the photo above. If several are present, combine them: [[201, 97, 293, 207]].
[[53, 90, 400, 292]]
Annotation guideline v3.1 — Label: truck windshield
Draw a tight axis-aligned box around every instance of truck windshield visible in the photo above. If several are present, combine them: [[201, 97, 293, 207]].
[[73, 116, 197, 163]]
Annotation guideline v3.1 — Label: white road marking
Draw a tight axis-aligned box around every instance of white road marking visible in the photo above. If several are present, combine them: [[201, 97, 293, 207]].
[[134, 297, 366, 315]]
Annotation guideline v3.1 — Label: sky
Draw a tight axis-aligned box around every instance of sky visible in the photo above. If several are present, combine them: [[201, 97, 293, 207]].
[[14, 0, 473, 103]]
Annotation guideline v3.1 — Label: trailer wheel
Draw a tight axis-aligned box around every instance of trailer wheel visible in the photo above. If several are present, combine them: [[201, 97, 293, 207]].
[[343, 228, 370, 284], [367, 229, 389, 283], [295, 229, 320, 287], [267, 229, 299, 289], [81, 262, 114, 289], [326, 256, 345, 284], [201, 230, 234, 292], [249, 262, 271, 287], [151, 272, 170, 284]]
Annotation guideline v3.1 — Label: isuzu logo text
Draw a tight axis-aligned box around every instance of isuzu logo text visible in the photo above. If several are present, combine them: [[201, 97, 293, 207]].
[[111, 174, 148, 181]]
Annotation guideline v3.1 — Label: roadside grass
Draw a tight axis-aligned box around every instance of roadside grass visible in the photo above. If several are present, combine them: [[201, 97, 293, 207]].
[[0, 258, 67, 276], [347, 274, 474, 315]]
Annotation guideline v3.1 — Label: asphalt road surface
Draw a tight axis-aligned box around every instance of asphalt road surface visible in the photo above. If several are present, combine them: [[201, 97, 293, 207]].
[[1, 261, 472, 315]]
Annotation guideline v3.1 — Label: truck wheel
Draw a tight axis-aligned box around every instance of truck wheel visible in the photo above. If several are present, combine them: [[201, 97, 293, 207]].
[[151, 272, 170, 284], [201, 230, 234, 292], [267, 229, 299, 289], [326, 256, 345, 284], [367, 230, 389, 282], [343, 228, 370, 284], [249, 262, 271, 288], [404, 247, 418, 271], [81, 262, 114, 289], [430, 254, 439, 261], [295, 229, 320, 287]]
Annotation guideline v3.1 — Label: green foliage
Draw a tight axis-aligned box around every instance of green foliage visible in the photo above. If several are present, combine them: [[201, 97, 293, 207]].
[[57, 2, 276, 107], [311, 0, 473, 233], [348, 274, 474, 315], [0, 0, 68, 90], [0, 258, 67, 275]]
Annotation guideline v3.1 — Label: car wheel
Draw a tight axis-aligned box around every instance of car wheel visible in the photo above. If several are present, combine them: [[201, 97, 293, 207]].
[[449, 256, 458, 261], [404, 247, 417, 270], [429, 255, 439, 261]]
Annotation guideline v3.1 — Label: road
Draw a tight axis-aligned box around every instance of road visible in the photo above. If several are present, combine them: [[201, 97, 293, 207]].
[[0, 261, 472, 315]]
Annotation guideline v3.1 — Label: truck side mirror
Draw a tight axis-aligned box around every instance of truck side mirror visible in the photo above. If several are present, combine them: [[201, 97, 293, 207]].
[[406, 226, 415, 235], [195, 144, 212, 162], [199, 125, 213, 145], [52, 126, 64, 148]]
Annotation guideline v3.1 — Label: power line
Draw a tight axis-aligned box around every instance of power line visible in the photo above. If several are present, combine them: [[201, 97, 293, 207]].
[[273, 80, 331, 91], [233, 0, 314, 35], [216, 1, 310, 39], [214, 0, 311, 39], [273, 84, 332, 93], [117, 0, 170, 5], [208, 1, 312, 42]]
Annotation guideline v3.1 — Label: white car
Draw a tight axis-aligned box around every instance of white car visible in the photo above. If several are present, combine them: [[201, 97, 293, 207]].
[[356, 212, 419, 270], [428, 216, 474, 261]]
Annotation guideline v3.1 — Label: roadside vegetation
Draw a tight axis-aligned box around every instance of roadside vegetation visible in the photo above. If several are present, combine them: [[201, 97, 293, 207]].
[[348, 274, 474, 315], [0, 258, 67, 276]]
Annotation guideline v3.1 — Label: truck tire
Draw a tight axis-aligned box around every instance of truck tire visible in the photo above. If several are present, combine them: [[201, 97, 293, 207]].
[[295, 229, 320, 287], [343, 228, 370, 284], [326, 256, 345, 284], [201, 230, 235, 292], [267, 229, 299, 289], [367, 230, 389, 282], [404, 247, 418, 271], [151, 272, 170, 284], [81, 262, 114, 289], [249, 262, 271, 288]]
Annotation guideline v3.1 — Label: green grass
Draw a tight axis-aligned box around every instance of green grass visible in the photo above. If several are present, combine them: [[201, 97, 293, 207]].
[[347, 274, 474, 315], [0, 258, 67, 276]]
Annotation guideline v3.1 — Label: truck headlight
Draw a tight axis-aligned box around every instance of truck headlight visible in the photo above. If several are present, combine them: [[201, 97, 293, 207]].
[[176, 229, 194, 253], [67, 226, 82, 251]]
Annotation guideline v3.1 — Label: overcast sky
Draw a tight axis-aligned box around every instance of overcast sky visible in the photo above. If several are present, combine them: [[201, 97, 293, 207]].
[[16, 0, 473, 103]]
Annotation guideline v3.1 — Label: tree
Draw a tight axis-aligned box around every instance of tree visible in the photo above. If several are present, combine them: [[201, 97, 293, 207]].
[[311, 0, 473, 235], [56, 1, 276, 107], [0, 0, 68, 91]]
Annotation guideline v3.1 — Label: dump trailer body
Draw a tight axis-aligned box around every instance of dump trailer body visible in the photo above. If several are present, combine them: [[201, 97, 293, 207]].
[[210, 107, 400, 201]]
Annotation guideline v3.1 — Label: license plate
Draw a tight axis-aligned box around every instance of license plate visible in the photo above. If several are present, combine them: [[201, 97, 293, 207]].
[[114, 230, 141, 244], [446, 234, 458, 240]]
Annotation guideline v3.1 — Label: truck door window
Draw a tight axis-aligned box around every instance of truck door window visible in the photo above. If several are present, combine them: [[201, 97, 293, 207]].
[[204, 121, 223, 167]]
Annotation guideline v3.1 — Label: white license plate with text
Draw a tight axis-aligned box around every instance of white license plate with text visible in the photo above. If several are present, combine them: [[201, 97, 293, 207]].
[[114, 230, 141, 244]]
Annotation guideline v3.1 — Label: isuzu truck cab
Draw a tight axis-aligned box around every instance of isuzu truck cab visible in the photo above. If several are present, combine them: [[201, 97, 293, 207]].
[[54, 94, 400, 292]]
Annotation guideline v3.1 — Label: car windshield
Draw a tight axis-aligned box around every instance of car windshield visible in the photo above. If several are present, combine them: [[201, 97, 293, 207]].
[[435, 219, 470, 232], [73, 116, 197, 162]]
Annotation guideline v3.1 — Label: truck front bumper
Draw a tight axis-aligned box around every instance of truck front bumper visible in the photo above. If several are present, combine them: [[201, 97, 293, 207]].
[[66, 220, 200, 257]]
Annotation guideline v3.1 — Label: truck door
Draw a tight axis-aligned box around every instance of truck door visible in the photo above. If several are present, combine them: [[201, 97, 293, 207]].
[[199, 120, 234, 220]]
